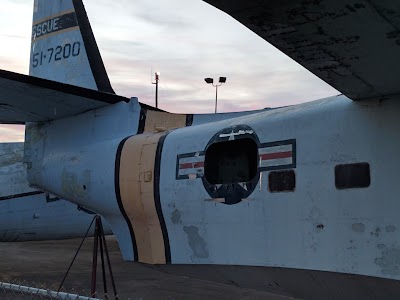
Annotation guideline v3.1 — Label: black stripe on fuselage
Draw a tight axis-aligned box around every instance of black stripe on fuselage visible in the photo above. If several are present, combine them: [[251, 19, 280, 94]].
[[0, 191, 44, 201], [154, 132, 171, 263], [114, 135, 138, 261], [185, 114, 194, 126]]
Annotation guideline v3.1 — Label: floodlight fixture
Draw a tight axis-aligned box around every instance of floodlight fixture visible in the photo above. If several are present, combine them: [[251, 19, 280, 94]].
[[204, 76, 227, 113]]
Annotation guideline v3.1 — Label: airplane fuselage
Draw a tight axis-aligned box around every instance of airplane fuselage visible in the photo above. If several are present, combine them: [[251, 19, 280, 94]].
[[0, 195, 111, 242], [23, 94, 400, 281]]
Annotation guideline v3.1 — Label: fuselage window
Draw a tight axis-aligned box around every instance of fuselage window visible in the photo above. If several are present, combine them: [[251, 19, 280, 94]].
[[335, 162, 370, 189], [204, 138, 258, 184], [268, 170, 295, 192]]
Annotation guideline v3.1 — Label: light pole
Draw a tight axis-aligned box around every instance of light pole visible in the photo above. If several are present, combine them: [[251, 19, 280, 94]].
[[152, 72, 160, 108], [205, 77, 226, 113]]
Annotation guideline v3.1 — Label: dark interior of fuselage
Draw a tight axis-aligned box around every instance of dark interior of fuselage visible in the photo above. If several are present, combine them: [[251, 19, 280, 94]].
[[204, 138, 258, 184]]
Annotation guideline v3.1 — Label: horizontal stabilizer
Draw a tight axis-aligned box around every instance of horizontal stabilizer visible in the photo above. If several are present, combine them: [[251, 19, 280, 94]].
[[0, 70, 128, 124], [207, 0, 400, 100], [0, 142, 40, 200]]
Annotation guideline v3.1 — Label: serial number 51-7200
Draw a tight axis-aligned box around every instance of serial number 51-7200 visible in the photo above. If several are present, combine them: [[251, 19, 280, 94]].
[[32, 41, 81, 68]]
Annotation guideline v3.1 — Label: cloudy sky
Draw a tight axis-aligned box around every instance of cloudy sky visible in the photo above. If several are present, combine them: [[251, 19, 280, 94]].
[[0, 0, 338, 141]]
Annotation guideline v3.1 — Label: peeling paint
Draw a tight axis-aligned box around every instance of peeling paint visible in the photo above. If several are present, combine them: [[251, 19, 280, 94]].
[[385, 225, 396, 233], [61, 168, 90, 200], [352, 223, 365, 233], [377, 244, 386, 250], [171, 209, 181, 224], [183, 226, 209, 258], [375, 227, 381, 237], [188, 174, 197, 180], [375, 247, 400, 276], [219, 129, 254, 140]]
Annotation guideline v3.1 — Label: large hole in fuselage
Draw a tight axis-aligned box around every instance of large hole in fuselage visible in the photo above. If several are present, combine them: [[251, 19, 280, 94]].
[[204, 138, 258, 184]]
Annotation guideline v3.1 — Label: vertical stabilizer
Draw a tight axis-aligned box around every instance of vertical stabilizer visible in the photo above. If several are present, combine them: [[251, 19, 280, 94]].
[[30, 0, 114, 93]]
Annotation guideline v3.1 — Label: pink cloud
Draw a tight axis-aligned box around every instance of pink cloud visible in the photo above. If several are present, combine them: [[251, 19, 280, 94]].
[[0, 125, 24, 142]]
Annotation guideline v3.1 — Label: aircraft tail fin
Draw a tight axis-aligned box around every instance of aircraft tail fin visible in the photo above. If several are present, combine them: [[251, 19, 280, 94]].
[[30, 0, 114, 93]]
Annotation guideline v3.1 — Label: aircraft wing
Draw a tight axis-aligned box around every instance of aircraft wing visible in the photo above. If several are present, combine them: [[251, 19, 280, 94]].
[[206, 0, 400, 101], [0, 70, 129, 124]]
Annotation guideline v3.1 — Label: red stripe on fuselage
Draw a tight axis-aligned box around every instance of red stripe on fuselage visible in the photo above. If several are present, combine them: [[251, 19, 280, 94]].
[[260, 151, 292, 160], [179, 162, 205, 169]]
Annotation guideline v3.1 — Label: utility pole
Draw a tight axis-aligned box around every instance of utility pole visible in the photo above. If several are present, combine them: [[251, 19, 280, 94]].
[[152, 72, 160, 108]]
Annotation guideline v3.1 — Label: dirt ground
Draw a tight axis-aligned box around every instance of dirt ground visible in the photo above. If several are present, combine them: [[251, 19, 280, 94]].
[[0, 237, 297, 300], [1, 237, 400, 299]]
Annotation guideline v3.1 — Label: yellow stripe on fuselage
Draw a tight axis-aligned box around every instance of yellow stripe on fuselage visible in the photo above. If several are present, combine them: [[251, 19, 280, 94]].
[[119, 133, 166, 264], [144, 110, 187, 132], [117, 110, 189, 263]]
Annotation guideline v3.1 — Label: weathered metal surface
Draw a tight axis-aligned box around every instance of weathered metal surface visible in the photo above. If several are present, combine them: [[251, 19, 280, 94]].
[[24, 93, 400, 282], [192, 108, 272, 125], [204, 0, 400, 101], [0, 70, 127, 124], [144, 110, 187, 132], [0, 141, 113, 241], [24, 98, 141, 261], [159, 94, 400, 280], [30, 0, 113, 93]]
